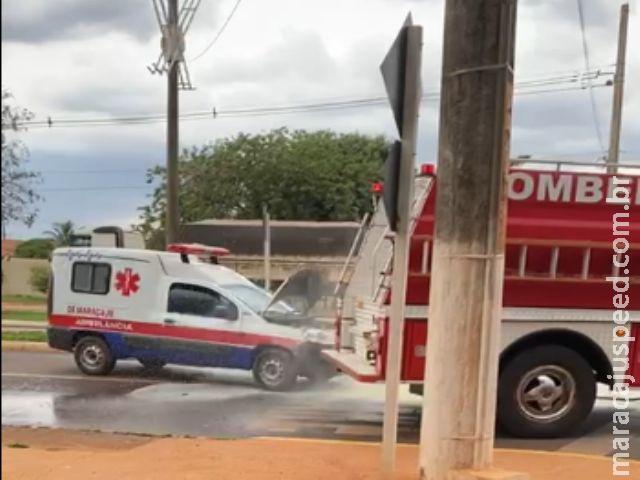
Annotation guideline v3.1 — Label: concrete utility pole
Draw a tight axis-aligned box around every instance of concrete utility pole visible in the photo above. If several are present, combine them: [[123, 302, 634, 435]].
[[166, 0, 180, 245], [149, 0, 200, 246], [419, 1, 525, 480], [607, 3, 629, 175]]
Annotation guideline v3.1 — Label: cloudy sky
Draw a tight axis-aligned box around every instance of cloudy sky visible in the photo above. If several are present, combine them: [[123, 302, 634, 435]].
[[2, 0, 639, 239]]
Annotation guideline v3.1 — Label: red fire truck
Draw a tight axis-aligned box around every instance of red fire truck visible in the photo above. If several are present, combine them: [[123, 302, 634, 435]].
[[324, 160, 640, 438]]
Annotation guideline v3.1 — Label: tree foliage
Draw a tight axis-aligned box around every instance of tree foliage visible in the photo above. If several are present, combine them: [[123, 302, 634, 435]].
[[14, 238, 55, 259], [45, 220, 77, 246], [29, 266, 50, 294], [138, 128, 386, 241], [1, 88, 40, 228]]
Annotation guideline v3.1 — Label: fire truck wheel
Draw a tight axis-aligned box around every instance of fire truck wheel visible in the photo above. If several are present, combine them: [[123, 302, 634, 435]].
[[74, 336, 116, 376], [253, 348, 297, 391], [138, 359, 167, 371], [497, 345, 596, 438]]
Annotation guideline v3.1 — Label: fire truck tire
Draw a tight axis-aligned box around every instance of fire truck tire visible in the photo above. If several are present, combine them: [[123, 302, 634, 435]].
[[74, 336, 116, 376], [253, 348, 297, 392], [497, 345, 596, 438]]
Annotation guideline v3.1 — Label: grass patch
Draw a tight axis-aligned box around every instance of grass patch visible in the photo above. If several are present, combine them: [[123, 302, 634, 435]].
[[1, 295, 45, 305], [1, 310, 47, 322], [7, 442, 29, 449], [2, 331, 47, 342]]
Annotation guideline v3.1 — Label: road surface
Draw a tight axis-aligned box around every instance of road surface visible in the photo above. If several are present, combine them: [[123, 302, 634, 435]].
[[2, 350, 638, 458]]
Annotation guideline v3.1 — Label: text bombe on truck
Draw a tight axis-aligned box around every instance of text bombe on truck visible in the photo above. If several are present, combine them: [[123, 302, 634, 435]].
[[325, 160, 640, 438], [46, 243, 335, 391]]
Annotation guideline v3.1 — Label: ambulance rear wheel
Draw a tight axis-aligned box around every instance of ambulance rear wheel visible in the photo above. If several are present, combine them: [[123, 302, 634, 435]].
[[253, 348, 297, 391], [497, 345, 596, 438], [74, 336, 116, 376]]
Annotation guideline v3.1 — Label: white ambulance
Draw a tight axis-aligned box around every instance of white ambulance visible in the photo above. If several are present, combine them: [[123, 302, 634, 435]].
[[46, 244, 335, 391]]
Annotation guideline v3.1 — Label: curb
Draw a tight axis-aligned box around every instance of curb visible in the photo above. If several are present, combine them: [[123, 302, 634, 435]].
[[1, 341, 57, 353], [2, 320, 47, 331], [259, 436, 640, 465]]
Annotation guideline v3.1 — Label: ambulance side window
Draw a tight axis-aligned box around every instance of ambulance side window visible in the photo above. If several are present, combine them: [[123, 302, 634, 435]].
[[168, 283, 238, 321], [71, 262, 111, 295]]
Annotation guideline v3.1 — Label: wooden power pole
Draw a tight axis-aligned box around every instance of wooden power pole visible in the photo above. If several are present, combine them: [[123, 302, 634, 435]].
[[419, 1, 525, 479], [607, 2, 629, 174], [166, 0, 180, 245], [263, 204, 271, 292]]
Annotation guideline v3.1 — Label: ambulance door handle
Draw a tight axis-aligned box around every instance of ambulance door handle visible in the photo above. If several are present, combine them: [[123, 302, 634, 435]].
[[164, 318, 177, 325]]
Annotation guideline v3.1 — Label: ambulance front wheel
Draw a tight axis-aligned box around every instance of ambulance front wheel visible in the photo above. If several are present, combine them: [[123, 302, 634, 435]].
[[74, 336, 116, 376], [253, 348, 297, 391]]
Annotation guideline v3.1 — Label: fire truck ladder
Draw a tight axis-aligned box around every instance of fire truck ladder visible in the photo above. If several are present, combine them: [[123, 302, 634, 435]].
[[407, 237, 638, 283], [336, 174, 433, 352], [505, 238, 637, 282], [372, 175, 433, 304]]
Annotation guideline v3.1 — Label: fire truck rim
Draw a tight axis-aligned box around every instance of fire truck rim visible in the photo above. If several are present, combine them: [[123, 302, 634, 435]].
[[516, 364, 577, 424]]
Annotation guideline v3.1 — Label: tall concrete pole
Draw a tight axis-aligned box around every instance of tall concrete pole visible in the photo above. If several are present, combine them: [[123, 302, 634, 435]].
[[607, 3, 629, 175], [381, 24, 422, 478], [166, 0, 180, 245], [419, 1, 525, 480]]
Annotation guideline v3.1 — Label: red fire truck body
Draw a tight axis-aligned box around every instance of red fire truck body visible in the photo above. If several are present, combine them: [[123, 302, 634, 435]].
[[325, 161, 640, 437]]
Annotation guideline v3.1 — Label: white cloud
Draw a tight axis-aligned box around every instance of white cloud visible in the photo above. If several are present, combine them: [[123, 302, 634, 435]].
[[2, 0, 639, 239]]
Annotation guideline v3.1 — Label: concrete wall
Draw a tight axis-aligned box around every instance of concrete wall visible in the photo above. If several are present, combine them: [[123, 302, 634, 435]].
[[1, 255, 353, 298], [1, 258, 49, 297], [219, 255, 350, 283]]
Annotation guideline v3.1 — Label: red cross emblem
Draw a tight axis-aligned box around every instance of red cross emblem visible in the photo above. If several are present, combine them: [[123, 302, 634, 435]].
[[115, 268, 140, 297]]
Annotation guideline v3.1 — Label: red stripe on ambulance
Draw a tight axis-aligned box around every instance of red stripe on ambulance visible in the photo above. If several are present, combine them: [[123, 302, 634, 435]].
[[49, 314, 300, 350]]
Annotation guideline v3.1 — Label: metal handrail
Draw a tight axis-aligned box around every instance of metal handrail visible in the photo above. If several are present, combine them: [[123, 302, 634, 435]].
[[509, 157, 640, 172]]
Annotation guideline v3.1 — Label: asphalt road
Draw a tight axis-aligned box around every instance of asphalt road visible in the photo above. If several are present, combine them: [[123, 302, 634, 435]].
[[2, 351, 639, 458]]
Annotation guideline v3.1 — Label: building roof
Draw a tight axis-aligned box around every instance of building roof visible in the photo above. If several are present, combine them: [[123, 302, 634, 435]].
[[188, 219, 361, 228], [181, 219, 362, 257]]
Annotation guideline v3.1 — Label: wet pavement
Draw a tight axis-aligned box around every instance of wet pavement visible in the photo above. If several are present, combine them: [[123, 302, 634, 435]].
[[2, 351, 639, 458]]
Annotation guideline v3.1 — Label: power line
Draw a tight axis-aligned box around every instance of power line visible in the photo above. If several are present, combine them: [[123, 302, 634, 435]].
[[18, 72, 614, 131], [39, 186, 153, 192], [18, 69, 610, 127], [190, 0, 243, 62], [40, 169, 148, 174], [576, 0, 606, 152]]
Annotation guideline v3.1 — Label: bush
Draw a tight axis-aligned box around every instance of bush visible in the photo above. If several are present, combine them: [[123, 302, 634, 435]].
[[14, 239, 55, 259], [29, 266, 49, 294]]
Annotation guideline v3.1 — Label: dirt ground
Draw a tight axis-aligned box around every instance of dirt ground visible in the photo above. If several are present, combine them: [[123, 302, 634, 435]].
[[2, 427, 638, 480]]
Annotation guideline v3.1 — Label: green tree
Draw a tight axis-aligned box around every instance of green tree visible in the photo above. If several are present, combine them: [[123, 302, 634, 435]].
[[1, 88, 40, 229], [14, 238, 55, 259], [138, 128, 386, 241], [29, 266, 49, 294], [45, 220, 76, 246]]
